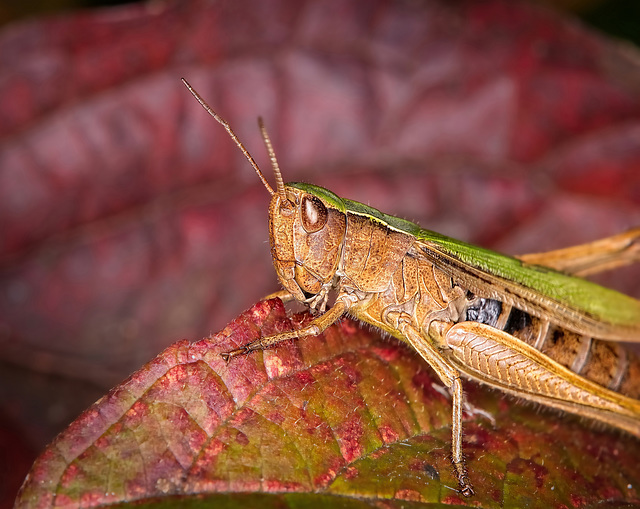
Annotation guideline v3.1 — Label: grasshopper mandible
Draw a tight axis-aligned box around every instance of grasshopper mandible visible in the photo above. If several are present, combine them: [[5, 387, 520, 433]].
[[182, 79, 640, 497]]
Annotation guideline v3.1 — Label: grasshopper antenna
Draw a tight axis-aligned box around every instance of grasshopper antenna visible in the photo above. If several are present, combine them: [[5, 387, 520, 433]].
[[258, 117, 287, 202], [181, 78, 275, 196]]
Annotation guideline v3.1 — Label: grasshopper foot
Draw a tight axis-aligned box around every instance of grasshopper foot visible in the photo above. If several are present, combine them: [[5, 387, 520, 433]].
[[220, 347, 249, 363], [454, 463, 474, 497], [459, 482, 475, 498]]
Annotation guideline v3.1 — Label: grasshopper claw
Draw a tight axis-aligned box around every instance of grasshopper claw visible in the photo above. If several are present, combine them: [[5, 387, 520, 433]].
[[220, 347, 248, 363]]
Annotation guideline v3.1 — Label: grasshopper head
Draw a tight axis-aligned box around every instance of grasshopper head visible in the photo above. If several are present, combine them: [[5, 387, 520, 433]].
[[268, 186, 346, 304]]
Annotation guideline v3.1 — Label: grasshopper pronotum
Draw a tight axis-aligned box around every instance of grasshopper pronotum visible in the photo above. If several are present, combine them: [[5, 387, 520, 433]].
[[182, 79, 640, 497]]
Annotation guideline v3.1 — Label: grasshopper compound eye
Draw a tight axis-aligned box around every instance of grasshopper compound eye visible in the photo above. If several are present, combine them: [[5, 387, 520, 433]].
[[301, 195, 328, 233]]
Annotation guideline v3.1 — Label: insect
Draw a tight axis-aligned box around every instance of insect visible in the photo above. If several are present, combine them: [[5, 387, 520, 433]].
[[182, 78, 640, 497]]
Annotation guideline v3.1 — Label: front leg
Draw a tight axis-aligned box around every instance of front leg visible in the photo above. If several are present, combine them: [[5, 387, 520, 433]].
[[262, 289, 297, 303], [221, 297, 349, 362]]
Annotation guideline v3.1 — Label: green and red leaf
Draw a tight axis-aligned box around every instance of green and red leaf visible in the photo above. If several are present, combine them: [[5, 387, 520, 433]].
[[15, 299, 640, 507]]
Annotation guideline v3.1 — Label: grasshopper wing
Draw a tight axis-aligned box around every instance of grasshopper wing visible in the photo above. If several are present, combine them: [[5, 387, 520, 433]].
[[417, 232, 640, 342]]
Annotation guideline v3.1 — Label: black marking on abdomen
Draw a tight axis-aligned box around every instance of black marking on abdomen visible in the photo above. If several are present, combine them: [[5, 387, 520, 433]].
[[465, 298, 502, 327], [504, 308, 531, 336]]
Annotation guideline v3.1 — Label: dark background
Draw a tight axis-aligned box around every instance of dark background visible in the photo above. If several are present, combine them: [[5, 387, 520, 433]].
[[2, 0, 640, 47]]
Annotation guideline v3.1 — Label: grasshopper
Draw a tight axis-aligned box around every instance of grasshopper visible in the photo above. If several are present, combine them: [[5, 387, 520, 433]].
[[182, 79, 640, 497]]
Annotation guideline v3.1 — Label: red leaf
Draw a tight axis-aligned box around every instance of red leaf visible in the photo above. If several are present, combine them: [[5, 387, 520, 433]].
[[15, 299, 640, 507]]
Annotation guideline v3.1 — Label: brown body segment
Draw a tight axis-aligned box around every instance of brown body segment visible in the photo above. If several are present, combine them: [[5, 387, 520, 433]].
[[341, 214, 415, 293]]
